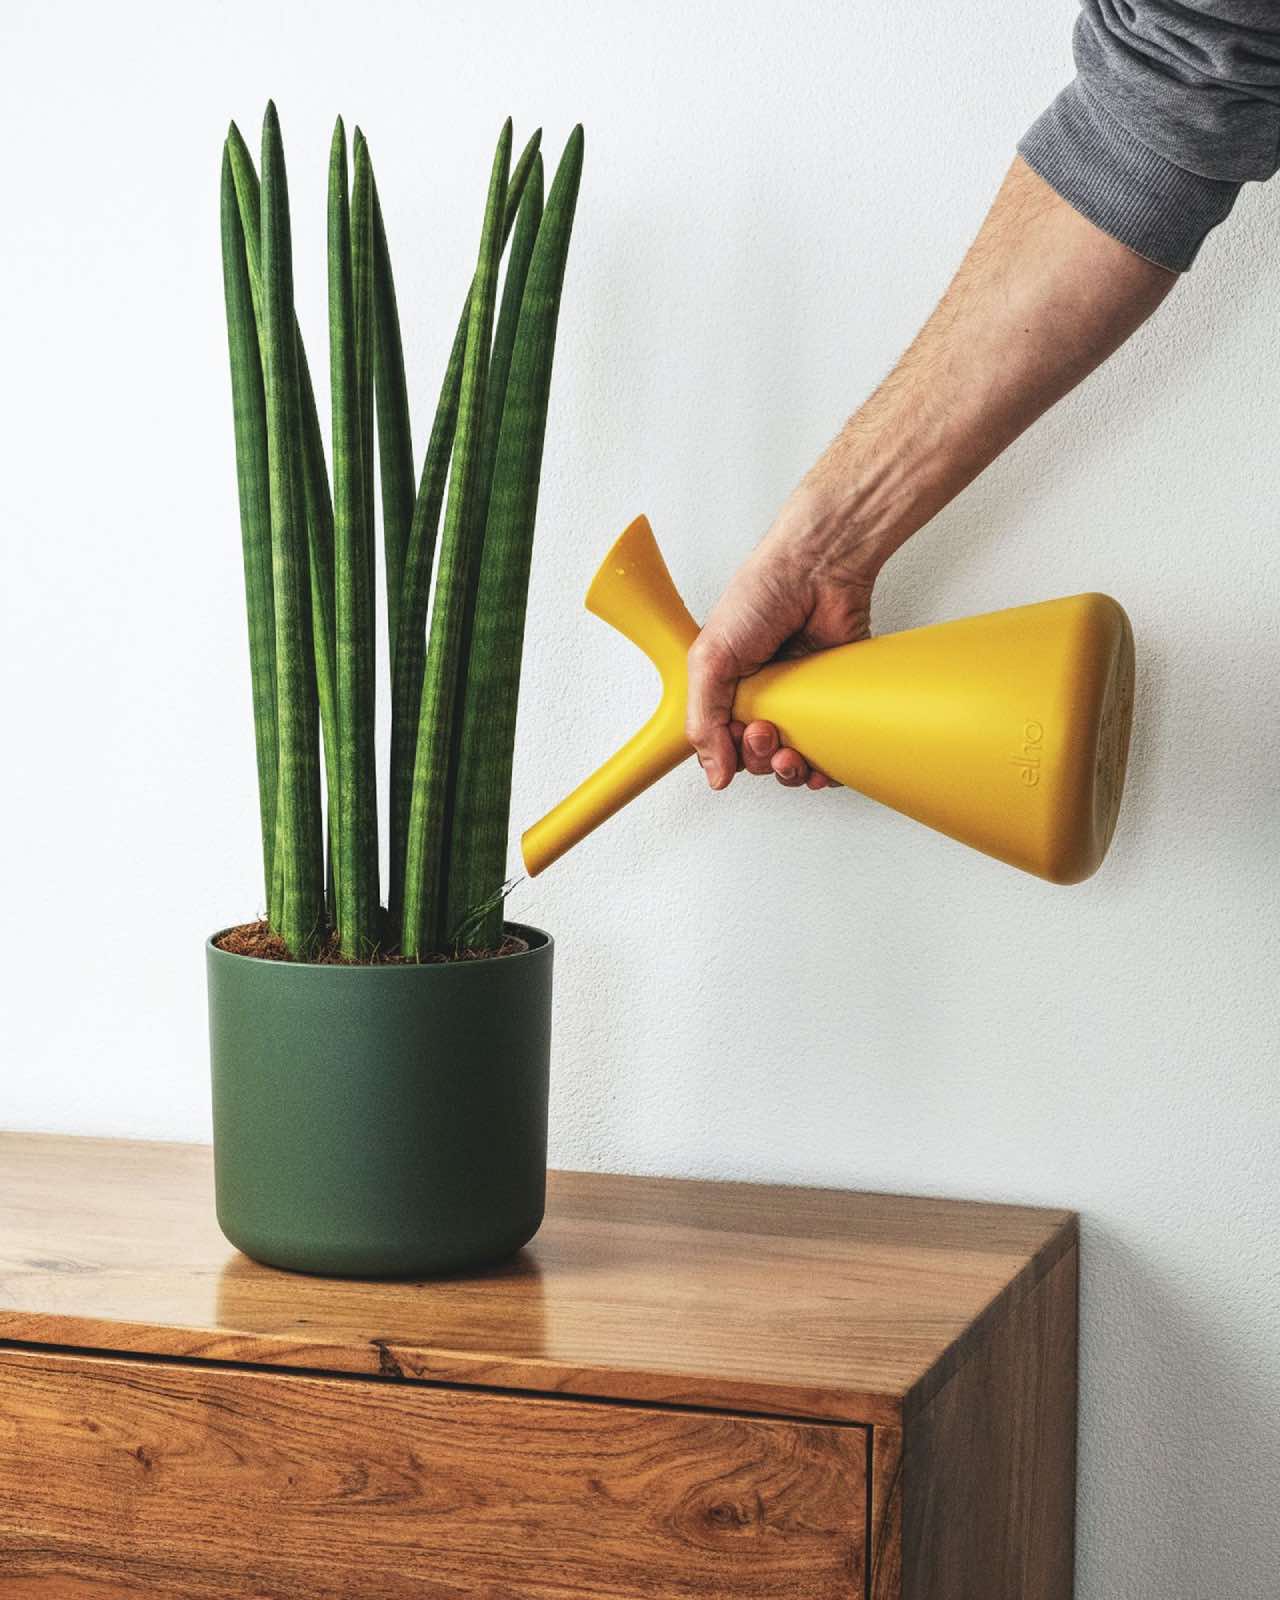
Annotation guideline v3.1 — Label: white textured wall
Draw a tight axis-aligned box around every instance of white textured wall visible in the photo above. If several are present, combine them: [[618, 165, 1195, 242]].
[[4, 3, 1278, 1593]]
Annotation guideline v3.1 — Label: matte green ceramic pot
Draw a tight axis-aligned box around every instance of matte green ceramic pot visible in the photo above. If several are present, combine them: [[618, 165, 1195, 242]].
[[207, 923, 552, 1278]]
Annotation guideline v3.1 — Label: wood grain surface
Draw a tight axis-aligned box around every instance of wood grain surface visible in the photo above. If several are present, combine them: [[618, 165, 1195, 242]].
[[868, 1426, 904, 1600], [0, 1133, 1075, 1426], [0, 1344, 867, 1599], [899, 1243, 1078, 1600]]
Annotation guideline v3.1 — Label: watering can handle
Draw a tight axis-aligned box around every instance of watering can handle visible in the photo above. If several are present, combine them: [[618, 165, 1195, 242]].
[[522, 517, 697, 876]]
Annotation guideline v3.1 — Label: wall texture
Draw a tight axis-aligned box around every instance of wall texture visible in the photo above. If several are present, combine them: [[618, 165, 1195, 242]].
[[3, 2, 1278, 1594]]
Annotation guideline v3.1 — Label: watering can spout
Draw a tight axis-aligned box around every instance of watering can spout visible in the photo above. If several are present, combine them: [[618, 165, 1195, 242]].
[[522, 516, 1135, 885], [521, 517, 696, 877]]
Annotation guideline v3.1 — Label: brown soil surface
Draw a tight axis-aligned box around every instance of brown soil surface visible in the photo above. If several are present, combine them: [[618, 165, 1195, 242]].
[[214, 921, 530, 966]]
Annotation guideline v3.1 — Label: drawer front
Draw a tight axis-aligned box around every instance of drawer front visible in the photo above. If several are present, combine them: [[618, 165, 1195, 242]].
[[0, 1347, 867, 1599]]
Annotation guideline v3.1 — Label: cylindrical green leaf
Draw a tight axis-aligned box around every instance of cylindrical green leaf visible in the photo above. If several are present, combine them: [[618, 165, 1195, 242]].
[[328, 118, 379, 956], [473, 155, 543, 548], [261, 102, 324, 955], [387, 316, 466, 937], [400, 120, 512, 959], [389, 127, 542, 944], [298, 345, 341, 925], [448, 127, 584, 948], [227, 118, 340, 926], [369, 169, 414, 668], [351, 131, 377, 644], [438, 158, 545, 934], [443, 153, 544, 939], [220, 142, 278, 912]]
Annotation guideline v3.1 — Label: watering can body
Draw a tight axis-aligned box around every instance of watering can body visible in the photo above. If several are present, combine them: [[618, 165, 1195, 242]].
[[522, 516, 1135, 885]]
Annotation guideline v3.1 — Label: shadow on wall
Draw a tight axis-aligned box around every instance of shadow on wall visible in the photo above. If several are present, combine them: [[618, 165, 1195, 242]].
[[1076, 1225, 1280, 1596]]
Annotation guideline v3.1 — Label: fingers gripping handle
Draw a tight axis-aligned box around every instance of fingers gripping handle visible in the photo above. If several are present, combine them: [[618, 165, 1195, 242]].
[[521, 517, 699, 876]]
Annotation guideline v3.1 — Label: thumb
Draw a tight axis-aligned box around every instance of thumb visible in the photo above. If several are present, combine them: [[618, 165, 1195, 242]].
[[685, 629, 741, 790]]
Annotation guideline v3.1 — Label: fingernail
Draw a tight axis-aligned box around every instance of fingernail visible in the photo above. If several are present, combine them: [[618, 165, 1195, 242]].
[[746, 730, 771, 755]]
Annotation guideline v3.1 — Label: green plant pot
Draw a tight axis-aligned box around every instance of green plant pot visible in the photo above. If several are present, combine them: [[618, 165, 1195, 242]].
[[207, 923, 553, 1279]]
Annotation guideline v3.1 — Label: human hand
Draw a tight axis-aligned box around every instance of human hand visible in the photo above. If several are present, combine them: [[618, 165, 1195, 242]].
[[685, 482, 884, 790]]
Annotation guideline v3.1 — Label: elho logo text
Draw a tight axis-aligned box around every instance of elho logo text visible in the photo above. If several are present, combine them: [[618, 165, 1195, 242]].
[[1011, 721, 1044, 787]]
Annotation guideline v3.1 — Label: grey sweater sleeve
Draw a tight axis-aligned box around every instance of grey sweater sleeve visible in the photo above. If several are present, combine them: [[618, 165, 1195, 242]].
[[1019, 2, 1280, 270]]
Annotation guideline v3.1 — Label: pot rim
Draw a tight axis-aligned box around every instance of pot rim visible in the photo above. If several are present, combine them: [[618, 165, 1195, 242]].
[[206, 920, 552, 973]]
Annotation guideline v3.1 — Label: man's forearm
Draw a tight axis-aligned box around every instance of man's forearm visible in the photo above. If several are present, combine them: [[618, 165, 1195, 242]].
[[687, 157, 1177, 790], [793, 157, 1176, 582]]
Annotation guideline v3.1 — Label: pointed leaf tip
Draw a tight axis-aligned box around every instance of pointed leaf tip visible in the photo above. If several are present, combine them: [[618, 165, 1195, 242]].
[[227, 119, 251, 161]]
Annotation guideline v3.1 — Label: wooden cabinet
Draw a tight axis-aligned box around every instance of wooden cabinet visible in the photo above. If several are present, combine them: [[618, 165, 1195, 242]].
[[0, 1134, 1076, 1598]]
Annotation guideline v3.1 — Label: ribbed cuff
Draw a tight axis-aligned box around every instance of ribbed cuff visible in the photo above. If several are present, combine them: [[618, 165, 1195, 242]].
[[1018, 80, 1241, 271]]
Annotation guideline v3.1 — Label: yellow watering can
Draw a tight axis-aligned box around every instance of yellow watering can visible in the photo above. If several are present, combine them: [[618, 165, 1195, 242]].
[[523, 516, 1135, 885]]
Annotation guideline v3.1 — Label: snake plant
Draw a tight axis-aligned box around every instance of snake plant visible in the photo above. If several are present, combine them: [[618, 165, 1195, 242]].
[[221, 104, 583, 959]]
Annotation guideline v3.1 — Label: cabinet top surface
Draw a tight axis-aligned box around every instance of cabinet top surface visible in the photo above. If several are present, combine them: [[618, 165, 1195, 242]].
[[0, 1132, 1073, 1425]]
